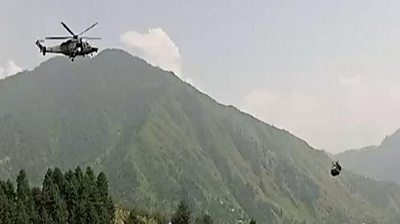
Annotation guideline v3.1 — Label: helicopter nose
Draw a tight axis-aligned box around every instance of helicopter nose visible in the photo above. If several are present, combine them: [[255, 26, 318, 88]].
[[92, 47, 98, 52]]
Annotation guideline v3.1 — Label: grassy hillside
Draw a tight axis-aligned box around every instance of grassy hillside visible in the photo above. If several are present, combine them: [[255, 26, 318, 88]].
[[0, 49, 399, 223]]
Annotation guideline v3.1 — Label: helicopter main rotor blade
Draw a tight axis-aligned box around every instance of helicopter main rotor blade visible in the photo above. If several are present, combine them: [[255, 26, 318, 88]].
[[81, 37, 101, 40], [61, 22, 76, 36], [45, 36, 72, 40], [78, 22, 98, 36]]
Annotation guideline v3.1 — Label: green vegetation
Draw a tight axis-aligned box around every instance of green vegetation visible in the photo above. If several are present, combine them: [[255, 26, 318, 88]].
[[0, 167, 114, 223], [0, 49, 400, 223], [122, 199, 257, 224], [195, 214, 213, 224], [171, 200, 190, 224]]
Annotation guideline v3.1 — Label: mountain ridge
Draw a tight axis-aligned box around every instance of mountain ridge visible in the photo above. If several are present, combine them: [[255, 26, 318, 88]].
[[337, 128, 400, 185], [0, 49, 400, 223]]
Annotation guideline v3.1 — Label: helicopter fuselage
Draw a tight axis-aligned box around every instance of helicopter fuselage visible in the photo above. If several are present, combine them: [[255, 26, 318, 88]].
[[36, 22, 100, 61], [36, 39, 98, 60]]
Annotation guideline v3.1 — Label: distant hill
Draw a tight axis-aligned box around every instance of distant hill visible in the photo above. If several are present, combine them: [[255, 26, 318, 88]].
[[336, 129, 400, 185], [0, 49, 400, 223]]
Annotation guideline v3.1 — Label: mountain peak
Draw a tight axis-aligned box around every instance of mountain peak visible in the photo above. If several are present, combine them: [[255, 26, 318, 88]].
[[94, 48, 157, 69], [337, 128, 400, 185], [1, 48, 400, 223], [95, 48, 135, 60], [381, 128, 400, 147]]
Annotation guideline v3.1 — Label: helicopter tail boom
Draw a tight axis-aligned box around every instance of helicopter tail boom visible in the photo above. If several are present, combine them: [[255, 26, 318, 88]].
[[35, 40, 64, 55], [35, 40, 46, 55]]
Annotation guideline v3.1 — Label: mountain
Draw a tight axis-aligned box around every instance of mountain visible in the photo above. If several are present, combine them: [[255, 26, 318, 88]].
[[336, 129, 400, 185], [0, 49, 400, 223]]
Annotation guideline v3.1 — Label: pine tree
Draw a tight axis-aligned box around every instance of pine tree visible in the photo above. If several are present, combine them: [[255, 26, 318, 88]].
[[16, 170, 30, 203], [64, 169, 78, 223], [4, 179, 16, 200], [171, 200, 191, 224], [42, 168, 54, 193], [16, 169, 33, 224], [3, 179, 16, 222], [14, 200, 30, 224], [75, 166, 84, 183], [0, 183, 6, 218], [75, 199, 88, 224], [51, 168, 70, 224], [85, 167, 98, 204], [96, 172, 115, 223], [53, 167, 67, 198], [0, 182, 14, 224], [42, 168, 68, 224], [52, 192, 69, 224], [42, 169, 53, 216], [76, 167, 90, 224], [40, 209, 54, 224], [31, 187, 42, 224], [86, 203, 100, 224]]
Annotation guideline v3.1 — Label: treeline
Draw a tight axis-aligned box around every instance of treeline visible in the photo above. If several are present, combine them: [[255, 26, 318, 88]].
[[0, 167, 257, 224], [0, 167, 114, 224], [126, 200, 257, 224]]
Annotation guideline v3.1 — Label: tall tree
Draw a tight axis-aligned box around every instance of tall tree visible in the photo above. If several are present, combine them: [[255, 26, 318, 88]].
[[46, 169, 68, 224], [85, 167, 98, 203], [83, 167, 99, 223], [4, 179, 16, 200], [86, 203, 100, 224], [64, 169, 78, 223], [14, 200, 30, 224], [16, 169, 33, 224], [3, 180, 16, 222], [31, 187, 43, 224], [74, 166, 84, 183], [16, 170, 30, 203], [96, 172, 115, 223], [53, 167, 67, 198], [0, 182, 14, 224]]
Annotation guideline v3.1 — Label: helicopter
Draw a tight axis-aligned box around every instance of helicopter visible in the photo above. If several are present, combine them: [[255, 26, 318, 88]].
[[35, 22, 100, 61]]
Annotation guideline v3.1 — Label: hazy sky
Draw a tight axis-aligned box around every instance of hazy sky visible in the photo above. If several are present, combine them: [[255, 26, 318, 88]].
[[2, 0, 400, 153]]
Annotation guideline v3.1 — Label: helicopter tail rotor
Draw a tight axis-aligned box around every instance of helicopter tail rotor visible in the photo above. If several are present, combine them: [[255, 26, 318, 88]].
[[35, 40, 46, 55]]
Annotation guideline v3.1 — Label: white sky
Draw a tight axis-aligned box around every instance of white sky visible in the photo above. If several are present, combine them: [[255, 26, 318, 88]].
[[1, 0, 400, 153]]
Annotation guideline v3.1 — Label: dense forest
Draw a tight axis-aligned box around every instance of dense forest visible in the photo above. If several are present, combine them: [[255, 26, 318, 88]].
[[0, 167, 240, 224], [0, 167, 114, 223]]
